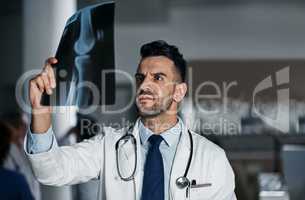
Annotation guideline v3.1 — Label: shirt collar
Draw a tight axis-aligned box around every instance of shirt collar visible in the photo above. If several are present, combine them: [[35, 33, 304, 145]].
[[138, 117, 183, 147]]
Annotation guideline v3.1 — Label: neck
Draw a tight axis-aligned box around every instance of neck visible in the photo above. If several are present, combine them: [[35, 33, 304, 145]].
[[141, 113, 178, 134]]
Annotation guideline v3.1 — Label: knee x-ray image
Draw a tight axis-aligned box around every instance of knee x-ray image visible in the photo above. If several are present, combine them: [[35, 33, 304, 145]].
[[42, 1, 115, 108]]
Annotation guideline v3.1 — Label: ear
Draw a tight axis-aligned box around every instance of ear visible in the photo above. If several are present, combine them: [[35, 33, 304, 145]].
[[173, 83, 187, 103]]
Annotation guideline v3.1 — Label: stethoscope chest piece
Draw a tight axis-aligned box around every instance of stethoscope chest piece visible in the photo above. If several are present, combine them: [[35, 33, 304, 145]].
[[176, 176, 190, 189]]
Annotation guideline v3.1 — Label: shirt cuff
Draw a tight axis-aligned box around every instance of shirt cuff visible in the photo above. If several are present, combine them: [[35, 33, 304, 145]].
[[26, 126, 55, 154]]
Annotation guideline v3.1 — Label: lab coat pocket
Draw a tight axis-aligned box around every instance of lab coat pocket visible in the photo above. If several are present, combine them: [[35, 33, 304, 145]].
[[190, 185, 213, 200]]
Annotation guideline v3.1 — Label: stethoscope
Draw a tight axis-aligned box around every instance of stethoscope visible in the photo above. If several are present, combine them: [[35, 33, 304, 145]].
[[115, 125, 194, 193]]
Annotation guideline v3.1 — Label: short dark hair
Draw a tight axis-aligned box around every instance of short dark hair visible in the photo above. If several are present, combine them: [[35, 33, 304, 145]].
[[0, 121, 11, 166], [140, 40, 187, 82]]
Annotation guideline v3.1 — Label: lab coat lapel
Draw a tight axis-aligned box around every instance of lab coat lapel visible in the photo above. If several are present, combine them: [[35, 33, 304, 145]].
[[170, 125, 191, 200], [131, 118, 143, 199], [117, 118, 143, 200]]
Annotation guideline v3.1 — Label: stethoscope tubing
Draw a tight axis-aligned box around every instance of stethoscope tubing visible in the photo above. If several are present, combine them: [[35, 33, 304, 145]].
[[115, 126, 193, 188]]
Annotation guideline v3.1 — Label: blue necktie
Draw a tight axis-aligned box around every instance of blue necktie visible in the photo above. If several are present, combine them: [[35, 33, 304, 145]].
[[141, 135, 164, 200]]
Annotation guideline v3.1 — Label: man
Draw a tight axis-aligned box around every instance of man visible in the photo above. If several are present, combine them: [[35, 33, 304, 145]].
[[0, 120, 34, 200], [25, 40, 236, 200], [3, 112, 41, 200]]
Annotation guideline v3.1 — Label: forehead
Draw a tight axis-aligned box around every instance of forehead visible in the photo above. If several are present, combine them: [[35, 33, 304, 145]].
[[137, 56, 175, 74]]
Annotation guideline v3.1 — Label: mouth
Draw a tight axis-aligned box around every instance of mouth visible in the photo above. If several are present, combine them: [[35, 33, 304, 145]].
[[138, 95, 154, 102]]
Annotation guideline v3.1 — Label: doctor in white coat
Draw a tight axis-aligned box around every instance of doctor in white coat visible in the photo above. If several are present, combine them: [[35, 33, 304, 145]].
[[25, 40, 237, 200]]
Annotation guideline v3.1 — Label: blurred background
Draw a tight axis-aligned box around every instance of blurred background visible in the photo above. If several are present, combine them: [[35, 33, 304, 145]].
[[1, 0, 305, 200]]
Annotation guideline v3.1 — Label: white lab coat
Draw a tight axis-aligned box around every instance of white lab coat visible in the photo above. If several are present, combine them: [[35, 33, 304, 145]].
[[24, 118, 236, 200]]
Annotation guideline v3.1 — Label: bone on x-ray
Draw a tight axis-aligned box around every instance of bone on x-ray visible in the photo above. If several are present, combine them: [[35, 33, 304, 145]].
[[42, 2, 115, 108]]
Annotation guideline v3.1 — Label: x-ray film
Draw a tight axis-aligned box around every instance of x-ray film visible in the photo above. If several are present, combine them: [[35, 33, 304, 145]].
[[42, 2, 115, 108]]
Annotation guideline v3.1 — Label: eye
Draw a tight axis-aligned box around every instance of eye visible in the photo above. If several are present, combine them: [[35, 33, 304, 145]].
[[154, 74, 164, 81], [135, 74, 145, 84]]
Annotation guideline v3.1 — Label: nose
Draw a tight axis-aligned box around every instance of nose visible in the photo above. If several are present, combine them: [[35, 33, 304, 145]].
[[137, 76, 158, 98], [138, 74, 154, 90]]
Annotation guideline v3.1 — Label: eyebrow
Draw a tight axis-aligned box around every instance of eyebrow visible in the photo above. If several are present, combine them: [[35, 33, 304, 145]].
[[134, 72, 167, 77], [134, 72, 143, 77], [153, 72, 167, 77]]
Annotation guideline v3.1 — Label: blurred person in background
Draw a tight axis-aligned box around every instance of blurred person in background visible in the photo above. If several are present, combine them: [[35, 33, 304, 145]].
[[2, 112, 41, 200], [0, 120, 34, 200]]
